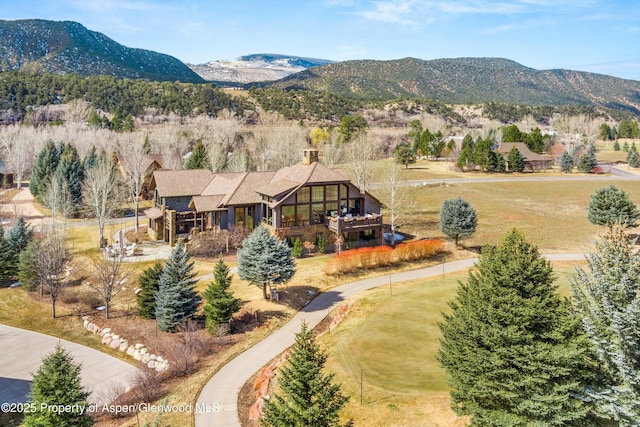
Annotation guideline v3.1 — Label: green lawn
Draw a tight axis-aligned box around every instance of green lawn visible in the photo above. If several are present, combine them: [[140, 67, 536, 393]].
[[322, 264, 581, 427], [372, 180, 640, 252]]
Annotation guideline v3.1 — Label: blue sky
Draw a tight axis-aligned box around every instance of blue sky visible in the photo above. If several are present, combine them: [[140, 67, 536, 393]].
[[2, 0, 639, 80]]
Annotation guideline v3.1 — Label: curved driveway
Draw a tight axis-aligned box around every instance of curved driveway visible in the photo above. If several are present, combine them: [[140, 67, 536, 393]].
[[195, 253, 586, 427], [0, 324, 138, 405]]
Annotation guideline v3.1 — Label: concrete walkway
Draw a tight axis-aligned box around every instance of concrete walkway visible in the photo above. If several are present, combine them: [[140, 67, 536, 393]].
[[0, 324, 139, 405], [194, 253, 586, 427]]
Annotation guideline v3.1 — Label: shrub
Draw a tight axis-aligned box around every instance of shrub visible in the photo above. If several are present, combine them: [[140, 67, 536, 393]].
[[291, 238, 303, 258], [317, 236, 327, 254], [324, 241, 442, 275]]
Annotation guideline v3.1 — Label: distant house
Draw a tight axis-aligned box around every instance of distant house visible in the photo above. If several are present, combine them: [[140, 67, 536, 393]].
[[495, 142, 553, 171], [145, 148, 383, 247], [0, 162, 14, 188]]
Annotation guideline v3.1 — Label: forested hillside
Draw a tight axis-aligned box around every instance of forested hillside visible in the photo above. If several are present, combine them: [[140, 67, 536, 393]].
[[267, 57, 640, 115], [0, 19, 203, 83]]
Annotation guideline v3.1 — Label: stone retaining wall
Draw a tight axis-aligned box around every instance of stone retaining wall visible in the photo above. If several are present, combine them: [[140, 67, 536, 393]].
[[82, 316, 169, 372]]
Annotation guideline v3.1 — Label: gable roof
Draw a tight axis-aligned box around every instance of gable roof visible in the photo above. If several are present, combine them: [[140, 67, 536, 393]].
[[116, 154, 166, 174], [255, 162, 349, 198], [495, 143, 552, 162], [151, 169, 214, 198]]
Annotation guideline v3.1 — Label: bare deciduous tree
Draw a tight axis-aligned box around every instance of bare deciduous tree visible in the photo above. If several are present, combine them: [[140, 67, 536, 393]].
[[0, 125, 33, 189], [88, 253, 132, 319], [117, 132, 147, 233], [380, 160, 412, 247], [83, 157, 125, 248], [153, 124, 189, 170], [343, 132, 383, 193], [32, 226, 73, 318]]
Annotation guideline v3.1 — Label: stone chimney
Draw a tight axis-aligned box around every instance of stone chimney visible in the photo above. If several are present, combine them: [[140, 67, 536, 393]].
[[302, 148, 319, 165]]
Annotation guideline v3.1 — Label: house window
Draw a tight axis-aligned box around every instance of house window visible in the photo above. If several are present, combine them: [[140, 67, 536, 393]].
[[296, 205, 310, 226], [312, 186, 324, 202], [312, 203, 325, 224], [325, 185, 338, 200], [282, 205, 295, 227], [297, 187, 310, 203]]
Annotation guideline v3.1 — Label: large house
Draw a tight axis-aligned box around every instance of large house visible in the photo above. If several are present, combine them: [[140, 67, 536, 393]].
[[495, 142, 553, 171], [145, 149, 383, 247]]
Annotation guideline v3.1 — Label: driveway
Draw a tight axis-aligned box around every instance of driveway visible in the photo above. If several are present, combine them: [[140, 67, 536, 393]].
[[194, 253, 586, 427], [0, 324, 138, 405]]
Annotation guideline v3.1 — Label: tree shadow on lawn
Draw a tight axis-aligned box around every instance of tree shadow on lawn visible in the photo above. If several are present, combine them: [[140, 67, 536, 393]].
[[277, 285, 321, 310], [233, 309, 287, 334]]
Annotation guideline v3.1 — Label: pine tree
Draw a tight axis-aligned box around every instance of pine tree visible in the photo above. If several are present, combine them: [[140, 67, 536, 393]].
[[186, 140, 211, 170], [627, 143, 639, 167], [55, 143, 84, 214], [23, 344, 94, 427], [578, 144, 597, 173], [137, 261, 164, 319], [238, 226, 296, 299], [81, 146, 99, 171], [0, 224, 14, 278], [439, 197, 477, 247], [4, 216, 34, 274], [571, 227, 640, 425], [438, 230, 594, 426], [155, 242, 201, 331], [507, 145, 524, 172], [622, 141, 630, 152], [7, 215, 33, 253], [613, 140, 621, 151], [30, 141, 60, 198], [261, 322, 352, 427], [560, 150, 574, 173], [628, 150, 639, 168], [203, 258, 241, 334], [587, 185, 639, 229], [18, 239, 38, 291]]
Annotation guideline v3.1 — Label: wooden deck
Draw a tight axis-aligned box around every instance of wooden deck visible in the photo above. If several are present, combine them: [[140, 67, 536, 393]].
[[327, 214, 383, 233]]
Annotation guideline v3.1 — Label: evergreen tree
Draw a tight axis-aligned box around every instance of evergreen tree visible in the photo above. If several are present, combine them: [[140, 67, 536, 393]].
[[18, 239, 38, 291], [4, 216, 34, 274], [507, 145, 524, 172], [238, 226, 295, 299], [30, 141, 60, 198], [628, 150, 639, 168], [155, 242, 201, 332], [490, 152, 506, 172], [186, 140, 211, 170], [627, 143, 638, 167], [525, 127, 545, 153], [136, 261, 164, 319], [291, 237, 304, 258], [613, 140, 621, 151], [439, 197, 477, 247], [587, 185, 639, 229], [438, 230, 594, 426], [473, 137, 493, 171], [261, 322, 352, 427], [560, 150, 575, 173], [23, 344, 94, 427], [81, 146, 99, 171], [571, 228, 640, 425], [203, 258, 241, 334], [578, 144, 597, 173], [501, 124, 522, 142], [55, 143, 84, 213], [0, 224, 14, 278], [622, 141, 630, 152]]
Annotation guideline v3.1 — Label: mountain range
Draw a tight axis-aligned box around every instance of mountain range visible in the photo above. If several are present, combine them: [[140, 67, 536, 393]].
[[0, 19, 639, 115], [0, 19, 202, 83], [266, 57, 640, 113], [187, 54, 333, 84]]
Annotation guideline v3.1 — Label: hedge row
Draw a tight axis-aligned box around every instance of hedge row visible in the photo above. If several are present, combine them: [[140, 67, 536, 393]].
[[324, 239, 445, 275]]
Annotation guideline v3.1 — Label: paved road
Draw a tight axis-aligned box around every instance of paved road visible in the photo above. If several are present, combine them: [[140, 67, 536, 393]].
[[194, 253, 586, 427], [0, 324, 139, 405]]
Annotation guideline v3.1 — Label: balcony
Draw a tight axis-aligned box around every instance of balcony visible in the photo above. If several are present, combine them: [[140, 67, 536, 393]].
[[327, 213, 383, 233]]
